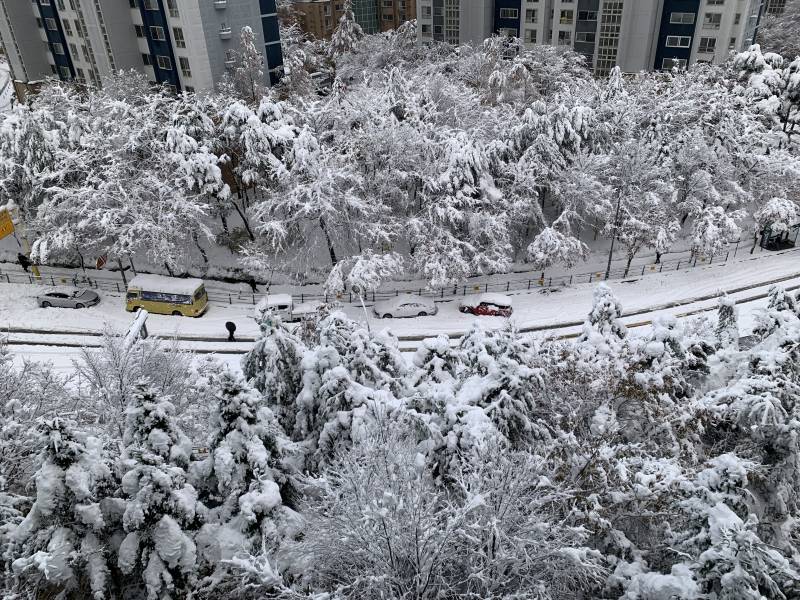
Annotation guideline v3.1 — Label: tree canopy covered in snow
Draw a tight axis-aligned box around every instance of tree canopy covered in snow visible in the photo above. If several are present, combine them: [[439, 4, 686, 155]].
[[4, 280, 800, 598], [1, 29, 798, 287]]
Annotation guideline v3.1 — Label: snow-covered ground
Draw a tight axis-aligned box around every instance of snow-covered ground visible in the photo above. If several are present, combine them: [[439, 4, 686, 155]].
[[2, 247, 797, 371]]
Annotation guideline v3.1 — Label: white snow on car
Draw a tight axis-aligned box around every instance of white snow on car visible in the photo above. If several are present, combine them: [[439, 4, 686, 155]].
[[373, 294, 437, 319], [254, 293, 294, 321]]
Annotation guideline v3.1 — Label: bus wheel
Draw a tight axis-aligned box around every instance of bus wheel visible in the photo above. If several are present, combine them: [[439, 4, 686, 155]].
[[171, 311, 182, 316]]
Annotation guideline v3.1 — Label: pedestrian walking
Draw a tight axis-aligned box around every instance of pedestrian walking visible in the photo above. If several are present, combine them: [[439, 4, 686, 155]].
[[17, 253, 31, 273], [225, 321, 237, 342]]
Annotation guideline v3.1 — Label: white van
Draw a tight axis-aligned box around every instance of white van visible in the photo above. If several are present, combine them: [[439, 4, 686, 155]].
[[254, 293, 294, 321]]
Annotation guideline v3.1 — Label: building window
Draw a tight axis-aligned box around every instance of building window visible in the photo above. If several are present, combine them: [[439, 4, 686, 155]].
[[559, 10, 574, 24], [662, 57, 687, 70], [698, 37, 716, 53], [421, 6, 431, 17], [135, 25, 145, 37], [59, 66, 71, 79], [578, 10, 597, 20], [734, 13, 741, 24], [63, 19, 72, 36], [729, 37, 737, 49], [184, 85, 194, 92], [75, 20, 83, 37], [173, 27, 185, 47], [665, 35, 691, 47], [143, 0, 158, 10], [166, 0, 179, 18], [129, 0, 137, 7], [45, 18, 58, 31], [669, 12, 695, 24], [434, 24, 443, 34], [557, 30, 572, 45], [179, 56, 191, 77], [525, 9, 537, 23], [142, 53, 152, 65], [150, 26, 166, 40], [76, 67, 85, 82], [40, 0, 51, 5], [225, 49, 236, 62], [36, 18, 43, 28], [524, 29, 537, 44], [50, 64, 57, 75], [421, 23, 431, 34], [499, 8, 518, 19], [51, 42, 65, 55], [69, 42, 78, 56], [706, 0, 724, 4], [56, 0, 65, 10], [703, 13, 722, 29], [156, 55, 172, 70], [576, 31, 595, 43], [82, 45, 89, 60]]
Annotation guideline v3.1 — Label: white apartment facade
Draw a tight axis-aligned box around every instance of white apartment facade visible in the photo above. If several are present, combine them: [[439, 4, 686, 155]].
[[417, 0, 769, 76], [0, 0, 283, 95]]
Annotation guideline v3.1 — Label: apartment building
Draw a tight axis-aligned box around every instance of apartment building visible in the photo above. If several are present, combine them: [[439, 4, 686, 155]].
[[0, 0, 283, 94], [290, 0, 414, 39], [417, 0, 768, 75]]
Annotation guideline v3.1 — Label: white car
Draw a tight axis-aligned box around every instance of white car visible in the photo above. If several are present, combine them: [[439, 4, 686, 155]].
[[373, 294, 437, 319]]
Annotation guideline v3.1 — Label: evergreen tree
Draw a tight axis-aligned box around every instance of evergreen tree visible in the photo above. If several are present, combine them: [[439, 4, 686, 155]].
[[715, 294, 739, 350], [578, 283, 627, 356], [233, 26, 266, 104], [191, 370, 297, 595], [241, 313, 306, 435], [753, 285, 798, 340], [117, 385, 201, 600], [328, 0, 363, 59], [9, 418, 115, 600]]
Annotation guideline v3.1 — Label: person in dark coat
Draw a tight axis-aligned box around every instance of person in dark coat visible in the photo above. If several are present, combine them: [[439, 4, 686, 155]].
[[18, 253, 31, 273], [225, 321, 237, 342]]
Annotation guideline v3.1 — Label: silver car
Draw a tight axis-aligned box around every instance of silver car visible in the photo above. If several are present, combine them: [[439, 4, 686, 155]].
[[37, 289, 100, 309], [373, 294, 438, 319]]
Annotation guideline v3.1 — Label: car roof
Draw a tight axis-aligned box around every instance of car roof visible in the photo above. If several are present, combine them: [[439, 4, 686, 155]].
[[255, 293, 293, 309], [377, 294, 432, 307], [478, 293, 512, 307]]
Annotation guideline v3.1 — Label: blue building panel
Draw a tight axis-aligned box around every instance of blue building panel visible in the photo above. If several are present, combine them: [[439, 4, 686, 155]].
[[493, 0, 521, 37], [35, 0, 74, 80], [654, 0, 700, 71], [137, 0, 181, 90]]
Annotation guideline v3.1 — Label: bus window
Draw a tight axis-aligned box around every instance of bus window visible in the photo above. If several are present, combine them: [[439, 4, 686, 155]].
[[127, 291, 139, 300], [194, 287, 206, 301]]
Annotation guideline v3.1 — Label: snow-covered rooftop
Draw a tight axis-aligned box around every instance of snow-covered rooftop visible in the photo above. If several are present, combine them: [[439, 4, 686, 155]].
[[128, 274, 205, 295]]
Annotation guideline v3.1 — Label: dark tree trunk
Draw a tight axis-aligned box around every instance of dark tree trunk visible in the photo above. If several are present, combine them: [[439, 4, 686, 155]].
[[319, 217, 337, 265]]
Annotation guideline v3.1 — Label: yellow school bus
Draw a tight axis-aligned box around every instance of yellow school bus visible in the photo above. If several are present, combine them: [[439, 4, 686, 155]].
[[126, 274, 208, 317]]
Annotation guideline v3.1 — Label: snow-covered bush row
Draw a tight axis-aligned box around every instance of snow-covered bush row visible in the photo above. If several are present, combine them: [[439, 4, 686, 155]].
[[1, 18, 798, 285], [3, 283, 800, 598]]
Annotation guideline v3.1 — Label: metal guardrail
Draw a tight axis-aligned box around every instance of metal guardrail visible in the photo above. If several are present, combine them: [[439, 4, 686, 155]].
[[0, 239, 771, 309]]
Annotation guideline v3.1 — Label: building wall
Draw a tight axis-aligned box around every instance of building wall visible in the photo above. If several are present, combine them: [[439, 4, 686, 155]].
[[292, 0, 345, 39], [378, 0, 416, 32], [353, 0, 378, 33], [0, 0, 281, 93], [0, 0, 50, 82]]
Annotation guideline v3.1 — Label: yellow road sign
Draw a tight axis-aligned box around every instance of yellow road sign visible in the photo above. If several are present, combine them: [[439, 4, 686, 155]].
[[0, 210, 14, 241]]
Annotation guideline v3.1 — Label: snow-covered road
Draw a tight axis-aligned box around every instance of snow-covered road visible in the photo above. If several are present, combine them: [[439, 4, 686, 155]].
[[2, 247, 797, 368]]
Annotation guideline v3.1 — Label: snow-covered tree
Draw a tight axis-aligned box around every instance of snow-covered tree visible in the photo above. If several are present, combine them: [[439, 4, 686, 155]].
[[578, 283, 627, 356], [232, 26, 266, 105], [715, 294, 739, 350], [328, 0, 363, 59], [117, 384, 200, 600], [9, 419, 115, 600], [191, 369, 297, 595], [752, 284, 798, 340], [758, 0, 800, 60], [241, 314, 305, 434]]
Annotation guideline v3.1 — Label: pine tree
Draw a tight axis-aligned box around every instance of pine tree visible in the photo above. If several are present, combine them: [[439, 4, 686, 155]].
[[328, 0, 363, 59], [345, 326, 408, 396], [233, 26, 266, 104], [241, 313, 306, 435], [191, 370, 296, 594], [715, 294, 739, 350], [578, 283, 627, 356], [9, 418, 115, 600], [753, 285, 798, 340], [117, 384, 200, 600]]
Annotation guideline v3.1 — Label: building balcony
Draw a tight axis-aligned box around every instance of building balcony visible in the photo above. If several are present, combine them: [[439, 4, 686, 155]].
[[219, 26, 232, 39], [214, 0, 227, 8], [224, 58, 236, 68]]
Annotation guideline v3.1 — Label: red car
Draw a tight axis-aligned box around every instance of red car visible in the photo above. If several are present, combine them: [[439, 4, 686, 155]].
[[458, 293, 513, 317]]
